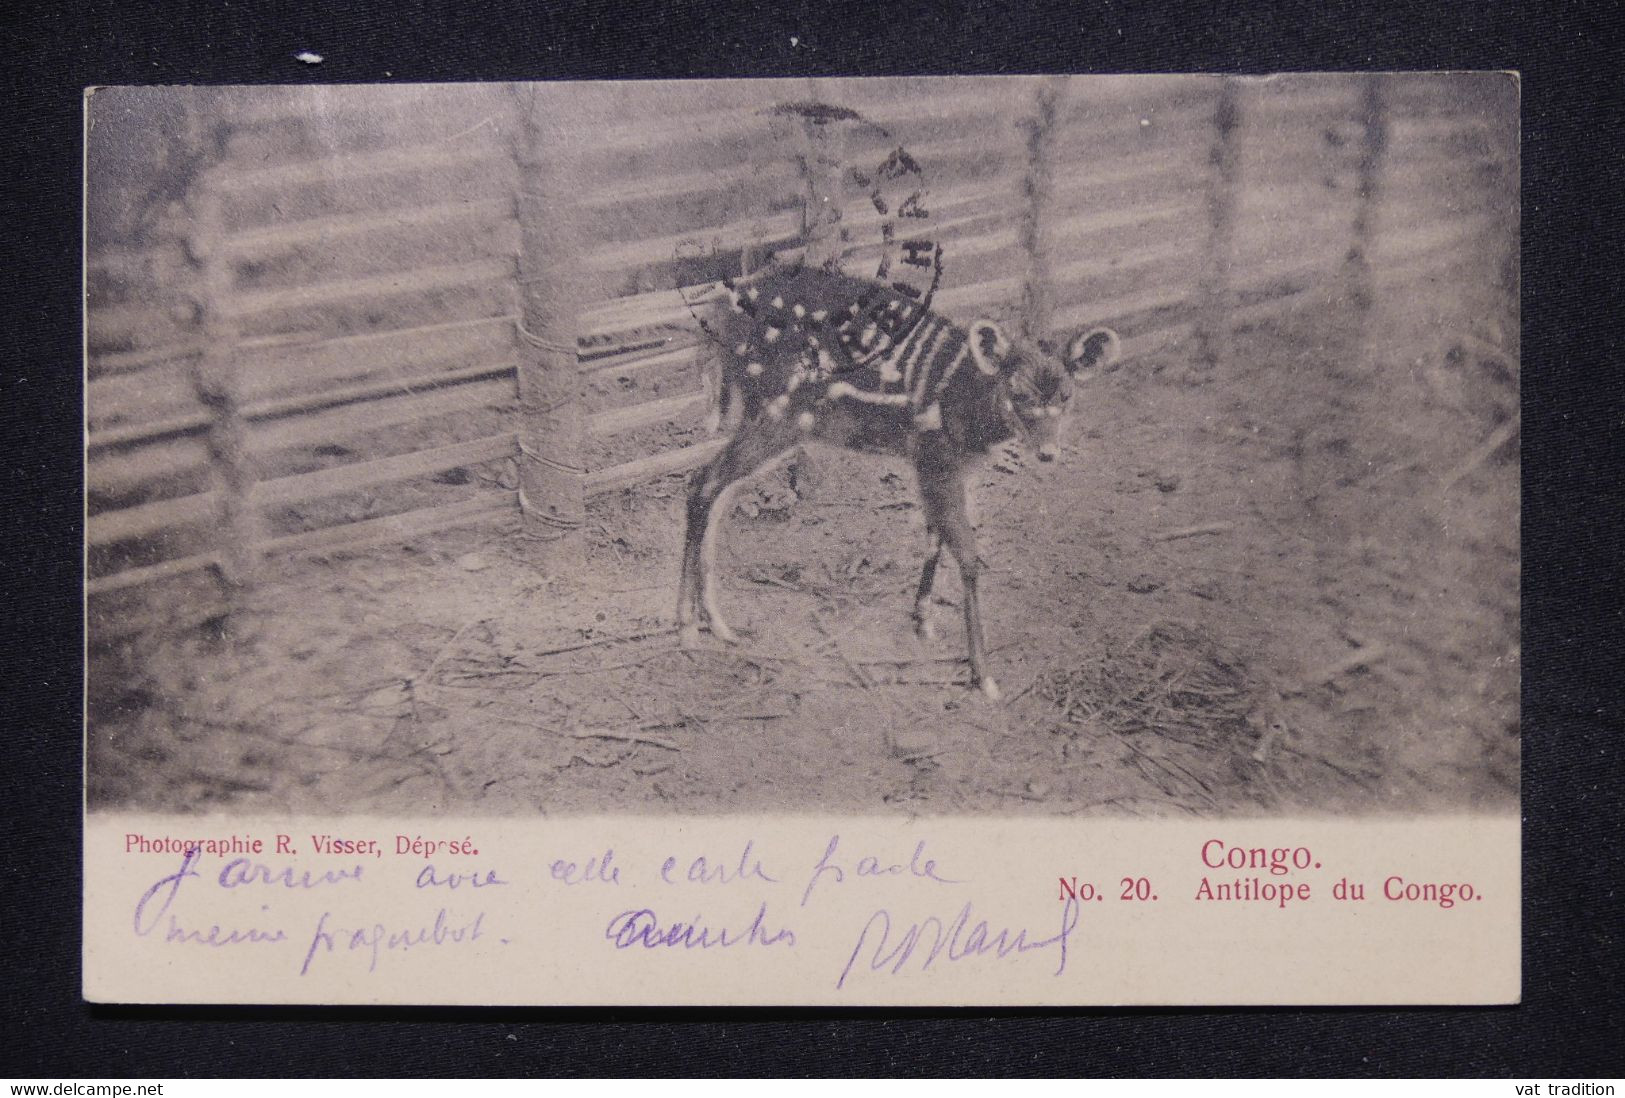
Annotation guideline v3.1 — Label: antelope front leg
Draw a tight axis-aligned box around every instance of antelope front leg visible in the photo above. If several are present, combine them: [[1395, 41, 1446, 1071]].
[[911, 533, 944, 641], [916, 450, 1000, 701], [951, 542, 1000, 702]]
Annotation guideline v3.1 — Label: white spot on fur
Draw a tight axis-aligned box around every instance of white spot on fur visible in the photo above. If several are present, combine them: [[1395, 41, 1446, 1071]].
[[797, 412, 816, 430], [811, 309, 828, 322], [764, 326, 782, 343], [735, 342, 750, 355], [766, 395, 789, 420], [792, 303, 806, 318], [747, 287, 760, 301], [771, 296, 784, 309], [746, 361, 764, 377], [826, 381, 909, 406], [914, 403, 943, 431]]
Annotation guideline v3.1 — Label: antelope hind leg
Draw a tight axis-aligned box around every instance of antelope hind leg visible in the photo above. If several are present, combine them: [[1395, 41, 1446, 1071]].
[[678, 420, 801, 647]]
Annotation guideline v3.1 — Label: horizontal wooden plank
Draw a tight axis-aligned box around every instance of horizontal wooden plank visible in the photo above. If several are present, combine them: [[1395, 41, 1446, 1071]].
[[213, 141, 510, 195], [225, 197, 513, 260], [87, 491, 517, 596], [588, 391, 707, 437], [260, 376, 515, 454], [89, 315, 518, 433], [585, 438, 727, 495], [269, 491, 518, 557], [84, 550, 223, 597], [88, 342, 203, 379], [90, 362, 517, 453], [253, 432, 516, 509], [89, 432, 518, 547], [87, 303, 184, 357], [581, 343, 702, 379], [223, 257, 515, 321]]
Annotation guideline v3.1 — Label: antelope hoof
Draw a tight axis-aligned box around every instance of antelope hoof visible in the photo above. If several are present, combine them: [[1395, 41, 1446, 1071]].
[[708, 618, 741, 646], [913, 616, 938, 642], [978, 676, 1003, 703], [678, 623, 704, 649]]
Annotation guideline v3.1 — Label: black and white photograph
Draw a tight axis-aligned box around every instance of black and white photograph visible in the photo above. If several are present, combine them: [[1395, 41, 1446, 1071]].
[[85, 74, 1518, 821]]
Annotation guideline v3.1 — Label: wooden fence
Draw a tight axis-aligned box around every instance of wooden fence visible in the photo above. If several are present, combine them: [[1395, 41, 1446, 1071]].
[[85, 76, 1507, 600]]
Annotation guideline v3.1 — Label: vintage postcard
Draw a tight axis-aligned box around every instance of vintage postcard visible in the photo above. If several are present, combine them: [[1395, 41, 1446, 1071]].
[[83, 74, 1519, 1005]]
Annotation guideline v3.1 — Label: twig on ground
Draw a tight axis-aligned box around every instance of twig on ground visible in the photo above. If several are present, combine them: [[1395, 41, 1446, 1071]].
[[811, 617, 871, 688], [1299, 643, 1389, 690], [1153, 522, 1234, 543], [1281, 743, 1377, 787], [567, 726, 681, 751], [748, 574, 806, 592], [530, 625, 678, 659], [1435, 414, 1520, 497]]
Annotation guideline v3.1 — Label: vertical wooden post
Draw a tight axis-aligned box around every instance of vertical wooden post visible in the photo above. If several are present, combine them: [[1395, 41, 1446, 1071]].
[[785, 80, 849, 498], [1196, 77, 1242, 370], [512, 84, 588, 569], [186, 172, 261, 605], [1017, 76, 1068, 346], [797, 79, 847, 272], [1346, 74, 1390, 313]]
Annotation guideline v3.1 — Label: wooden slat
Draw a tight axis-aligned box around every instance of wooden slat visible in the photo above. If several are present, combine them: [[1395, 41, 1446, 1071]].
[[252, 432, 516, 509], [253, 376, 515, 455], [237, 314, 517, 398], [268, 491, 517, 557], [588, 391, 708, 437], [581, 343, 702, 379], [84, 551, 223, 597], [579, 158, 796, 212], [89, 342, 204, 379], [87, 492, 517, 596], [89, 362, 517, 453], [212, 141, 509, 194], [88, 492, 215, 548], [225, 197, 512, 259], [89, 432, 518, 547], [223, 257, 514, 321], [89, 315, 518, 434], [585, 438, 727, 495]]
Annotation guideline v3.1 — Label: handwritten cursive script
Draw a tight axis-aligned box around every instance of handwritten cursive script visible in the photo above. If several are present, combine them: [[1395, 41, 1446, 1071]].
[[837, 897, 1080, 989], [605, 902, 796, 950]]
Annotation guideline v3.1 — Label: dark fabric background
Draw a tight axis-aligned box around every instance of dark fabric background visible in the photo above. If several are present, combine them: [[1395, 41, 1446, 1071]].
[[4, 0, 1620, 1078]]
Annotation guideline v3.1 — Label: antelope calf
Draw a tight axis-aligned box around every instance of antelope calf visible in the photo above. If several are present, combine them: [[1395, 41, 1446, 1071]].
[[677, 268, 1119, 700]]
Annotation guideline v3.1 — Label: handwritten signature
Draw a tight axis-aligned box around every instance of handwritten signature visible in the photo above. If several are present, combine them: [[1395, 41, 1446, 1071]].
[[837, 897, 1081, 989]]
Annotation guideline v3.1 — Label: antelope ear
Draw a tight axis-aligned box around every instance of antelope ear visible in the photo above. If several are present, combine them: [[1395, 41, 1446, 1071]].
[[968, 320, 1011, 376], [1064, 327, 1121, 375]]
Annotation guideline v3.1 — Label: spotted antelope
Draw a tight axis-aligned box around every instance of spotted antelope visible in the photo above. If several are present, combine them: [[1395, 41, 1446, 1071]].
[[677, 267, 1120, 700]]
